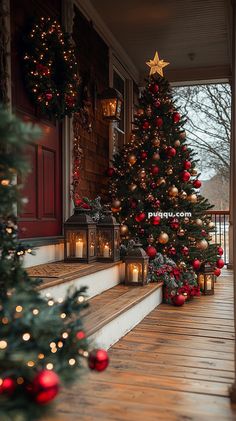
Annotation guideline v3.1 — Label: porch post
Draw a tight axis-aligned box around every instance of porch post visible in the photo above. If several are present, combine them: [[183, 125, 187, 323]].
[[230, 0, 236, 403]]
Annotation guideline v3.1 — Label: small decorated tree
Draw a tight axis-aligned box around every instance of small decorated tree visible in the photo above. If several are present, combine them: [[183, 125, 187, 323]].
[[0, 108, 108, 421], [109, 52, 223, 286]]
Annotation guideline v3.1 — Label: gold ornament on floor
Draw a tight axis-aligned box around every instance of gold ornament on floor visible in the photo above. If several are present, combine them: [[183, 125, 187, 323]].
[[156, 177, 166, 186], [120, 225, 129, 236], [177, 229, 185, 237], [174, 140, 181, 147], [188, 194, 197, 203], [196, 239, 208, 250], [195, 218, 203, 226], [168, 185, 178, 197], [158, 232, 169, 244], [152, 138, 160, 147], [128, 154, 137, 165], [129, 183, 137, 192], [146, 51, 170, 77]]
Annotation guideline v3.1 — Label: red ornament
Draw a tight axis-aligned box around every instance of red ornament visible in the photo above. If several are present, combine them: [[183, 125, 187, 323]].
[[139, 228, 145, 235], [146, 245, 157, 259], [201, 229, 207, 237], [30, 370, 60, 405], [183, 161, 191, 170], [150, 182, 157, 189], [155, 117, 163, 128], [173, 112, 181, 124], [140, 151, 148, 160], [142, 121, 150, 130], [45, 92, 53, 101], [216, 258, 224, 269], [151, 215, 161, 225], [153, 199, 161, 208], [192, 259, 201, 270], [88, 349, 109, 372], [172, 294, 185, 306], [181, 246, 189, 256], [135, 212, 146, 223], [149, 84, 159, 93], [76, 330, 86, 340], [170, 217, 179, 230], [0, 378, 16, 395], [168, 246, 176, 255], [154, 100, 161, 108], [193, 179, 202, 188], [107, 167, 115, 177], [218, 246, 223, 256], [182, 145, 187, 152], [214, 268, 221, 277], [181, 171, 191, 182], [167, 147, 176, 158], [151, 165, 159, 175]]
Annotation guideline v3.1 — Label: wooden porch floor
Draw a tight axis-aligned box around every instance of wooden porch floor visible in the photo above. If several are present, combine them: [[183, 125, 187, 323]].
[[49, 270, 236, 421]]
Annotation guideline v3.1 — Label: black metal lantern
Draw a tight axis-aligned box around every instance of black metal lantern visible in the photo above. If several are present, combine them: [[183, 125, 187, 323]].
[[197, 264, 215, 295], [124, 240, 149, 286], [97, 206, 120, 262], [64, 208, 96, 263], [100, 87, 123, 121]]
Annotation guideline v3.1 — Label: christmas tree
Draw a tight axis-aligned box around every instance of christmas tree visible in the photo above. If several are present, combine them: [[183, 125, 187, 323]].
[[0, 107, 108, 421], [109, 52, 224, 289]]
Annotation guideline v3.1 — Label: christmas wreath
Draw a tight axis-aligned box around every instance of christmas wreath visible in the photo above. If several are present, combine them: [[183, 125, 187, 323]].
[[23, 17, 80, 120]]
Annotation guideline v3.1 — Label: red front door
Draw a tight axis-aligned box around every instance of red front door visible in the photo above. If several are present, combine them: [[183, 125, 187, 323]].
[[11, 0, 62, 239]]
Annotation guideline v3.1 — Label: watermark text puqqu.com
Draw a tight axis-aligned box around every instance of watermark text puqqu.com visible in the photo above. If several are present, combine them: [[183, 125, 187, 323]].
[[148, 211, 192, 219]]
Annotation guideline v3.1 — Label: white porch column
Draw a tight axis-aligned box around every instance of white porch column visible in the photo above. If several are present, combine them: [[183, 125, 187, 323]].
[[230, 0, 236, 403]]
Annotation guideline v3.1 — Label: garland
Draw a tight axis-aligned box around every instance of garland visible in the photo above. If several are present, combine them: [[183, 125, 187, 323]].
[[24, 17, 80, 120]]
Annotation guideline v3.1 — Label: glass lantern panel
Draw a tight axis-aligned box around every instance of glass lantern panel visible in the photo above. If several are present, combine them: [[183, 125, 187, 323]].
[[143, 261, 148, 281], [116, 99, 122, 119], [66, 230, 87, 258], [97, 228, 112, 258], [101, 99, 117, 118], [114, 229, 120, 259], [127, 262, 143, 283], [198, 274, 204, 290], [89, 229, 96, 258], [205, 274, 213, 290]]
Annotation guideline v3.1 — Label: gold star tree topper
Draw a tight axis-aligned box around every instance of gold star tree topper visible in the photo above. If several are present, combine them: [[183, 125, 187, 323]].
[[146, 51, 169, 77]]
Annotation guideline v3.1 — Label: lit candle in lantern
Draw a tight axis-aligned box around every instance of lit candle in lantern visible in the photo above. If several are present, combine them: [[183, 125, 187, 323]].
[[206, 279, 212, 290], [75, 239, 83, 258], [132, 266, 139, 283], [66, 242, 70, 255], [103, 243, 110, 258], [90, 243, 95, 256]]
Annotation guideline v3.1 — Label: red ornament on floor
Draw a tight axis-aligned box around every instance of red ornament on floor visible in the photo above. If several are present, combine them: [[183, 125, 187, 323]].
[[216, 258, 224, 269], [88, 349, 109, 372], [0, 378, 16, 395], [146, 245, 157, 259], [30, 370, 60, 405], [172, 294, 185, 306]]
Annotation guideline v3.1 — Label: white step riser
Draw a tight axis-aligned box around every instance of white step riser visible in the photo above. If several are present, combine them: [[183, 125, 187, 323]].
[[40, 263, 125, 300], [89, 287, 163, 350]]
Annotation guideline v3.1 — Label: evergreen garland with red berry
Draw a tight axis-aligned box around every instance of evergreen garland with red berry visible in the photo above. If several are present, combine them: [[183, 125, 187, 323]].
[[109, 52, 223, 283], [0, 108, 108, 421], [23, 17, 81, 120]]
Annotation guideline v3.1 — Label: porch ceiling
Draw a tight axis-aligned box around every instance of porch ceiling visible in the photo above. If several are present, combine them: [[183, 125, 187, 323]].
[[89, 0, 231, 83]]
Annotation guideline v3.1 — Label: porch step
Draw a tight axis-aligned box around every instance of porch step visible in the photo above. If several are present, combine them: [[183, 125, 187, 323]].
[[85, 282, 163, 349], [27, 261, 125, 300]]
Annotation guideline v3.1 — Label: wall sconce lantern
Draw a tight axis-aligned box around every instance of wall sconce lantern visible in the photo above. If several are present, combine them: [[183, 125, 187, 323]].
[[124, 240, 149, 286], [100, 87, 123, 121], [64, 208, 97, 263], [197, 264, 215, 295], [97, 206, 120, 262]]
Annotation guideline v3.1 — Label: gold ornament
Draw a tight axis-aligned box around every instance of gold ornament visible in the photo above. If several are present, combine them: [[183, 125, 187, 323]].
[[146, 51, 170, 77], [174, 140, 181, 147], [130, 134, 136, 142], [196, 239, 208, 250], [153, 152, 160, 160], [179, 191, 187, 199], [112, 199, 121, 209], [188, 194, 197, 203], [136, 108, 144, 116], [152, 138, 160, 147], [156, 177, 166, 186], [166, 167, 173, 175], [177, 229, 185, 237], [120, 225, 129, 236], [184, 217, 190, 224], [140, 182, 147, 189], [168, 186, 178, 197], [158, 232, 169, 244], [208, 221, 215, 229], [179, 131, 186, 140], [191, 168, 198, 176], [195, 218, 203, 226], [129, 183, 137, 192], [139, 168, 146, 179], [178, 261, 187, 269], [128, 154, 137, 165]]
